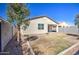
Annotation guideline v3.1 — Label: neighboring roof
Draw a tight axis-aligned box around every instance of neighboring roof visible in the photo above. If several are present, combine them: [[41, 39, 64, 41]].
[[58, 22, 69, 26], [0, 16, 7, 22], [0, 16, 3, 19], [29, 16, 58, 24], [0, 16, 11, 25], [0, 16, 4, 22]]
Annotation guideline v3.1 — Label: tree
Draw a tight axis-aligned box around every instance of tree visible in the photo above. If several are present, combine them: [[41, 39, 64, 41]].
[[7, 3, 30, 43], [7, 3, 35, 55], [75, 14, 79, 35]]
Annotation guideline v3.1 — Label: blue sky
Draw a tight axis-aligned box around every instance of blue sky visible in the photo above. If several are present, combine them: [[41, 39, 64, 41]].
[[0, 3, 79, 25]]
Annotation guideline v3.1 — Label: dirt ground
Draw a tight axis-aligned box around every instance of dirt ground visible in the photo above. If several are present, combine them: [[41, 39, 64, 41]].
[[3, 32, 79, 55], [30, 32, 79, 55]]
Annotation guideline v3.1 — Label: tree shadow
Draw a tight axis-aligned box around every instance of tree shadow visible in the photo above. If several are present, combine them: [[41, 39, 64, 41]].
[[74, 50, 79, 55], [67, 34, 79, 37], [2, 35, 39, 55], [26, 36, 38, 41], [67, 34, 79, 40], [3, 34, 23, 55]]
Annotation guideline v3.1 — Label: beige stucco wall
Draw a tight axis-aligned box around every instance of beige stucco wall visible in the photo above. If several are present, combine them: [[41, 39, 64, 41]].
[[21, 17, 58, 35], [1, 21, 13, 51]]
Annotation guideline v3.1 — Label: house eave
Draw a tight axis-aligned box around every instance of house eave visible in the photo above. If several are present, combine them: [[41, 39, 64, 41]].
[[29, 16, 58, 24]]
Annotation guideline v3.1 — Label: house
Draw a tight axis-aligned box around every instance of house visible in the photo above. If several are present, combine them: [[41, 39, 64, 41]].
[[58, 22, 69, 28], [58, 22, 79, 34], [0, 17, 15, 52], [21, 16, 58, 35]]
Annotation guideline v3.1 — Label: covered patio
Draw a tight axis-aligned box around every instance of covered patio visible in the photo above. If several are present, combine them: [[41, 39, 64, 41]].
[[48, 24, 58, 32]]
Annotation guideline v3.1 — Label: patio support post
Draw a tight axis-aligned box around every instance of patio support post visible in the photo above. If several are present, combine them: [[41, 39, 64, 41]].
[[56, 25, 58, 32], [0, 21, 1, 52]]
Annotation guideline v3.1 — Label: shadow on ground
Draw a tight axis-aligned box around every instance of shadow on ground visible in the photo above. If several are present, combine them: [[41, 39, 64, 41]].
[[67, 34, 79, 37], [2, 35, 23, 55], [67, 34, 79, 40], [74, 50, 79, 55]]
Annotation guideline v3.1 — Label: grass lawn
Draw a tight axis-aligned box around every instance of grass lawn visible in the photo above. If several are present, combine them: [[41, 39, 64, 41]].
[[30, 33, 78, 55]]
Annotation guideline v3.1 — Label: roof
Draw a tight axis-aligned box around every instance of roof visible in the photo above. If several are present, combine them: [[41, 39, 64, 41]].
[[29, 16, 58, 24], [0, 16, 4, 22], [58, 22, 69, 26], [0, 16, 12, 25], [0, 16, 58, 24]]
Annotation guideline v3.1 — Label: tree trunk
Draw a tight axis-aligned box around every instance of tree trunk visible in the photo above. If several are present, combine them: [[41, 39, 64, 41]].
[[16, 25, 35, 55], [16, 25, 21, 43], [78, 28, 79, 39], [27, 40, 35, 55]]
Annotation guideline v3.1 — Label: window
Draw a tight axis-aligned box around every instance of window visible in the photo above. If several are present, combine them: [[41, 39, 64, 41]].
[[38, 24, 44, 30]]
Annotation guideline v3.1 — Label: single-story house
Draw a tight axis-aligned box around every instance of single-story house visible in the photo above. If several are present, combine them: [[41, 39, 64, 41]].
[[0, 16, 58, 52], [21, 16, 58, 35], [58, 22, 69, 28], [0, 17, 15, 52]]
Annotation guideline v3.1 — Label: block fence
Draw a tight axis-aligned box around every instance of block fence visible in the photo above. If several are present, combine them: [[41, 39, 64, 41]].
[[58, 42, 79, 55]]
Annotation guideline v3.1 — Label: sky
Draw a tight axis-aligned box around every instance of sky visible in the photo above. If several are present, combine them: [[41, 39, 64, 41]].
[[0, 3, 79, 26]]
